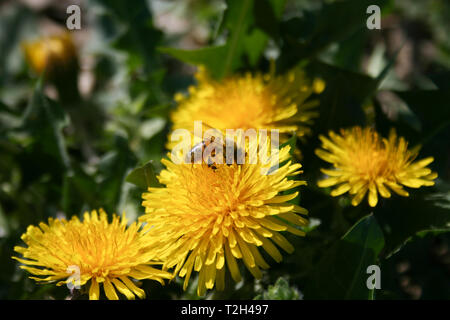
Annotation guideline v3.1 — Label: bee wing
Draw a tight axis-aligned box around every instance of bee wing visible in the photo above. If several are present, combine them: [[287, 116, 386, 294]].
[[192, 121, 223, 141], [199, 121, 214, 131], [191, 121, 238, 148]]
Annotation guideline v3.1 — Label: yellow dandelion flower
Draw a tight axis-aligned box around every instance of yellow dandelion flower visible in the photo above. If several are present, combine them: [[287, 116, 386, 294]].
[[22, 33, 77, 76], [169, 66, 323, 148], [316, 126, 438, 207], [12, 209, 172, 300], [141, 144, 308, 296]]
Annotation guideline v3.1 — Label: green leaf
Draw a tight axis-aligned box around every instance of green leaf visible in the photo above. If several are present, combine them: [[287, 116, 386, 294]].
[[93, 0, 162, 71], [220, 0, 254, 77], [159, 0, 255, 79], [304, 214, 385, 299], [378, 232, 450, 300], [268, 0, 287, 18], [97, 135, 137, 212], [246, 0, 286, 65], [375, 89, 450, 179], [0, 102, 21, 133], [374, 92, 422, 141], [0, 101, 13, 113], [358, 45, 402, 100], [244, 29, 268, 67], [253, 0, 280, 40], [159, 0, 287, 77], [0, 4, 34, 83], [279, 0, 389, 68], [126, 161, 160, 190], [394, 90, 450, 146], [21, 79, 71, 171], [61, 165, 99, 215], [158, 46, 227, 79], [306, 60, 374, 131], [375, 191, 450, 258], [326, 28, 368, 73]]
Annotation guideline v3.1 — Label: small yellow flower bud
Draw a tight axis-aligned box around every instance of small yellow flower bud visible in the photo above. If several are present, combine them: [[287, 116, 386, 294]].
[[22, 33, 77, 78]]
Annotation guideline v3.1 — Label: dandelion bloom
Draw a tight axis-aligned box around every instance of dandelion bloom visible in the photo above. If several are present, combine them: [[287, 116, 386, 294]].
[[22, 33, 77, 76], [13, 209, 172, 300], [141, 144, 308, 296], [316, 127, 437, 207], [169, 67, 323, 147]]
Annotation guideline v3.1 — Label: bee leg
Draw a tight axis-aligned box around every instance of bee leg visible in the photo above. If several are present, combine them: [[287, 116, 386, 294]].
[[206, 157, 218, 170]]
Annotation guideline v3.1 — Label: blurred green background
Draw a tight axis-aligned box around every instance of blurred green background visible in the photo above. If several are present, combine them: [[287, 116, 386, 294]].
[[0, 0, 449, 300]]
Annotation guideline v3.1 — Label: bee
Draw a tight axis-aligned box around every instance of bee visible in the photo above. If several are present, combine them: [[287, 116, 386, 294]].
[[185, 124, 245, 170]]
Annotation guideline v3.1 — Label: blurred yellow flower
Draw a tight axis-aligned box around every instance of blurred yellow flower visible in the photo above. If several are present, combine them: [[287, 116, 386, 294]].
[[22, 33, 77, 77], [13, 209, 172, 300], [141, 144, 308, 296], [169, 67, 323, 148], [316, 126, 437, 207]]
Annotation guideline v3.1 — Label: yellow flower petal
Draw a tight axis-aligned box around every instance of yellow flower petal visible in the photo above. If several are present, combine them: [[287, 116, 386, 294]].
[[330, 183, 351, 196], [103, 279, 119, 300], [120, 277, 146, 299], [89, 279, 100, 300], [351, 187, 368, 206], [111, 279, 135, 300], [368, 183, 378, 207]]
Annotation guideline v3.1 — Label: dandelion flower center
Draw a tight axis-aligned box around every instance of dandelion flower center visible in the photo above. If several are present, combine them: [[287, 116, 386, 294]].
[[347, 134, 396, 180], [187, 76, 275, 130]]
